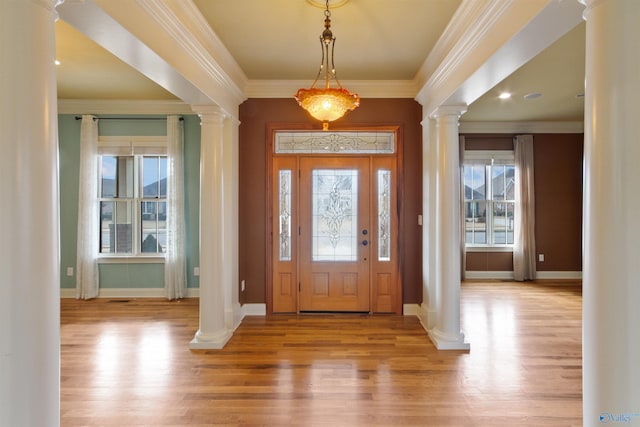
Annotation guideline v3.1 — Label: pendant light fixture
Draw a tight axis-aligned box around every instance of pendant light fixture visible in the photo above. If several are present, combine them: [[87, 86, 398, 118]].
[[294, 0, 360, 130]]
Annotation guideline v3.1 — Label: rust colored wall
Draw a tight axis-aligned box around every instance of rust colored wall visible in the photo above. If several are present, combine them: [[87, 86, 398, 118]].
[[466, 252, 513, 271], [534, 134, 583, 272], [463, 133, 583, 273], [239, 98, 423, 304]]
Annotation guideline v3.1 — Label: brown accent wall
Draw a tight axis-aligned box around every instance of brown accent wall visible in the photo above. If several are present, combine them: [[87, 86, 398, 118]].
[[462, 133, 583, 274], [534, 134, 583, 272], [239, 98, 423, 304], [466, 252, 513, 271]]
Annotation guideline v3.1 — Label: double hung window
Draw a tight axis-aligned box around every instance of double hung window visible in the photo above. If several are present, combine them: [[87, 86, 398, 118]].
[[463, 151, 515, 247], [98, 137, 168, 256]]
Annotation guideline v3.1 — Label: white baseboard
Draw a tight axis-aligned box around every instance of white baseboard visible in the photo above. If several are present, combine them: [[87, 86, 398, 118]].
[[464, 271, 582, 281], [60, 287, 200, 298], [535, 271, 582, 280], [242, 303, 266, 315], [464, 271, 514, 280], [403, 304, 421, 315]]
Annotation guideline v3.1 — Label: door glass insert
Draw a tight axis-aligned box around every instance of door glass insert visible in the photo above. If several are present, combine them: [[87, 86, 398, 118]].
[[312, 169, 358, 261], [377, 169, 391, 261], [278, 170, 292, 261]]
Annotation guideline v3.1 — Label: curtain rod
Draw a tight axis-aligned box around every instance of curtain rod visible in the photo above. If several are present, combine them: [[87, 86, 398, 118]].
[[74, 116, 183, 121]]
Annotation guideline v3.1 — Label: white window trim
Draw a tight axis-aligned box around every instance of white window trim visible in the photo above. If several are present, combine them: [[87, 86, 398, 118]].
[[98, 136, 168, 261], [98, 135, 168, 155], [463, 150, 515, 250]]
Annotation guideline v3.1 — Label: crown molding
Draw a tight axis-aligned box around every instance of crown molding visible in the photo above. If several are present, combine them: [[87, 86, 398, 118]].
[[135, 0, 246, 107], [415, 0, 584, 118], [415, 0, 511, 93], [57, 99, 194, 115], [244, 79, 419, 99], [459, 121, 584, 134]]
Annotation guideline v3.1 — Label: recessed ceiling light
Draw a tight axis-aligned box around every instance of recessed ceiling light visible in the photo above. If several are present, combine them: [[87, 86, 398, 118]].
[[55, 60, 61, 66], [498, 92, 511, 99], [524, 92, 542, 99]]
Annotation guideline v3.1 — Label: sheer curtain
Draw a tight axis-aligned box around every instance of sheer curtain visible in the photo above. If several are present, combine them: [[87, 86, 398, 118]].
[[459, 135, 466, 281], [76, 115, 100, 299], [513, 134, 536, 281], [165, 115, 187, 300]]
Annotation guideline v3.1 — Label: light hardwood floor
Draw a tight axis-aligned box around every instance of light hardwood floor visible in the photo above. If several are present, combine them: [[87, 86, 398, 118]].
[[60, 281, 582, 426]]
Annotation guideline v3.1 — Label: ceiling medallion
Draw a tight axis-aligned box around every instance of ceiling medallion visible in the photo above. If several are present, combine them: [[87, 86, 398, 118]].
[[295, 0, 360, 130]]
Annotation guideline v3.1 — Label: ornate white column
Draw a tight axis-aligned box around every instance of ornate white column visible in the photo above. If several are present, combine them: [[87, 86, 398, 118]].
[[581, 0, 640, 425], [428, 105, 469, 350], [0, 0, 62, 425], [419, 118, 439, 329], [189, 105, 232, 349]]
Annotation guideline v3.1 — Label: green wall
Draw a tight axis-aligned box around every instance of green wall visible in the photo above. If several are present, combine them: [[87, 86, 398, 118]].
[[58, 114, 201, 290]]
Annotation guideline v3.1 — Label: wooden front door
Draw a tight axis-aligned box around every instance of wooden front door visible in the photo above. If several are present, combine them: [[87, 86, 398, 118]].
[[271, 149, 401, 314], [299, 157, 371, 312]]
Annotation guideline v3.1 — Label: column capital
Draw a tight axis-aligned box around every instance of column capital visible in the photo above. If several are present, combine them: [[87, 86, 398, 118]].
[[192, 104, 226, 123], [430, 104, 468, 120], [578, 0, 607, 19], [29, 0, 64, 12]]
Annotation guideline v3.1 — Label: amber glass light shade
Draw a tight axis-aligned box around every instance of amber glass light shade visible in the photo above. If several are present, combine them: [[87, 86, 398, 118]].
[[295, 87, 360, 123]]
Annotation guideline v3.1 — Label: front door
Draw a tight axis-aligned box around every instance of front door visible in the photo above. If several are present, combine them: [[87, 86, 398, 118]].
[[299, 157, 371, 312], [270, 132, 401, 314]]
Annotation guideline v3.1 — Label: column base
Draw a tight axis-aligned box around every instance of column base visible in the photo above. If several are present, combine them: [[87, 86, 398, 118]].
[[189, 328, 232, 350], [225, 303, 243, 333], [428, 327, 470, 350], [416, 303, 438, 330]]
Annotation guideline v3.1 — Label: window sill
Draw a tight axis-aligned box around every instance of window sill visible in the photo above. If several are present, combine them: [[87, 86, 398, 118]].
[[465, 246, 514, 253], [97, 256, 165, 264]]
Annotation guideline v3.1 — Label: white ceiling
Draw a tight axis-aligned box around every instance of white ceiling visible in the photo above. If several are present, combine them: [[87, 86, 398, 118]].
[[55, 0, 585, 123]]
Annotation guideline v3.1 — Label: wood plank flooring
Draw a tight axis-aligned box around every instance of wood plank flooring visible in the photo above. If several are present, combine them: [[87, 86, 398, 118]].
[[60, 281, 582, 426]]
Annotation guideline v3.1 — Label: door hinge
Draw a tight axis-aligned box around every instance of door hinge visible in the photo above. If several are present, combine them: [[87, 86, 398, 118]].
[[298, 226, 301, 235], [298, 282, 301, 292]]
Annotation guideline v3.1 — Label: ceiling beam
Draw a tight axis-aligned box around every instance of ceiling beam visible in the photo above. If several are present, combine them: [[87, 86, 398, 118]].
[[417, 0, 585, 117]]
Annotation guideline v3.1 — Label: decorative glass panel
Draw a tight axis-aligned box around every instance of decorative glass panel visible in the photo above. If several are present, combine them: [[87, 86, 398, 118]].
[[377, 170, 391, 261], [275, 131, 394, 154], [312, 169, 358, 262], [278, 170, 292, 261]]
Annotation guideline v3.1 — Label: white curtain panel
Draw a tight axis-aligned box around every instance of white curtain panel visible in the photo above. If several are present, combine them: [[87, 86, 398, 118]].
[[76, 115, 100, 299], [513, 134, 536, 281], [165, 116, 187, 300]]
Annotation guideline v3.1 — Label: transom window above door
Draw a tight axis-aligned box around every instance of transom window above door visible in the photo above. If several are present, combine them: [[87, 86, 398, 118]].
[[274, 130, 395, 154]]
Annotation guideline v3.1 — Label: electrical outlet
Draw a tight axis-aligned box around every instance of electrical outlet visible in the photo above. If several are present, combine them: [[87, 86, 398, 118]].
[[538, 254, 545, 262], [194, 267, 200, 276], [66, 267, 73, 277], [241, 280, 246, 292]]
